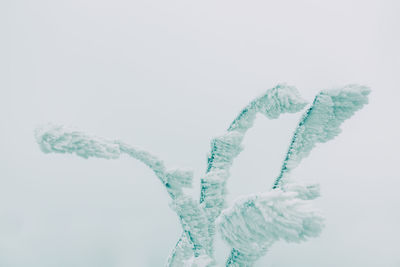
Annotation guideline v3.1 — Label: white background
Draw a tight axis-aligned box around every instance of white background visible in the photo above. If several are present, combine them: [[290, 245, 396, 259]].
[[1, 0, 399, 266]]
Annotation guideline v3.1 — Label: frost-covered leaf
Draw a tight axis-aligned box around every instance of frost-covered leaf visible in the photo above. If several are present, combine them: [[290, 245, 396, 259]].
[[217, 190, 324, 265], [274, 84, 370, 188]]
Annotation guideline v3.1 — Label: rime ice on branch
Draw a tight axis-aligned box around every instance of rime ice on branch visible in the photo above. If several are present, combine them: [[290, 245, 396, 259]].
[[35, 84, 370, 267], [169, 84, 308, 266], [273, 84, 371, 189], [35, 124, 211, 262], [219, 84, 370, 266]]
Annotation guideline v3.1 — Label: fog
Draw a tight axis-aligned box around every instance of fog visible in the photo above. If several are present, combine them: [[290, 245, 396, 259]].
[[1, 0, 399, 266]]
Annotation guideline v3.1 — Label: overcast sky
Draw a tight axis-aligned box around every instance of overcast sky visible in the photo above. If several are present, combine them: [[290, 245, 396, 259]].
[[1, 0, 399, 266]]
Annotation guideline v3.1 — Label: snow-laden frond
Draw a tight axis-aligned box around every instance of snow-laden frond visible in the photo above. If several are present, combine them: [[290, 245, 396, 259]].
[[273, 84, 370, 188], [35, 123, 211, 263], [201, 84, 308, 221], [35, 124, 121, 159], [218, 190, 324, 266]]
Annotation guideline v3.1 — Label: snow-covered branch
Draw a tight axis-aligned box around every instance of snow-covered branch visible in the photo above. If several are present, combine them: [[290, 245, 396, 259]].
[[273, 84, 370, 189], [35, 84, 370, 267]]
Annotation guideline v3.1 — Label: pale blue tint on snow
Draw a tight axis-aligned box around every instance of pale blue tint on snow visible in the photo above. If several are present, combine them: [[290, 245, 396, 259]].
[[35, 84, 369, 266]]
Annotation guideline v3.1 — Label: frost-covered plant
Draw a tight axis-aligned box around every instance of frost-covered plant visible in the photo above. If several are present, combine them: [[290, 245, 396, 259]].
[[35, 84, 370, 266]]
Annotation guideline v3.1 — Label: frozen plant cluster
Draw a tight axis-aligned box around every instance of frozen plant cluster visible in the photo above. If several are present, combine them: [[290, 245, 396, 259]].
[[35, 84, 370, 266]]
